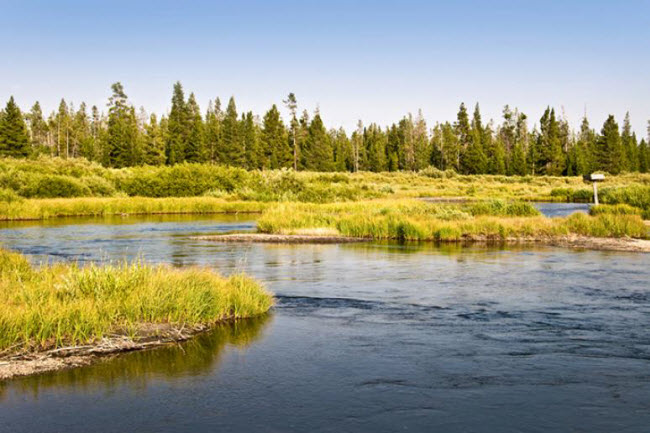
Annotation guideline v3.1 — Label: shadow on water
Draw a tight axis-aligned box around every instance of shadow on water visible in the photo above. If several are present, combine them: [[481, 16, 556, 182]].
[[0, 314, 272, 400]]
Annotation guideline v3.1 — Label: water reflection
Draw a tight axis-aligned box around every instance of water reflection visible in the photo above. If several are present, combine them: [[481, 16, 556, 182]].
[[0, 315, 271, 400]]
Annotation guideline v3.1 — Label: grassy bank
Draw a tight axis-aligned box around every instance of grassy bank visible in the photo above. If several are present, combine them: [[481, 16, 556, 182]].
[[256, 200, 649, 241], [0, 197, 268, 220], [0, 248, 273, 354], [2, 157, 650, 204]]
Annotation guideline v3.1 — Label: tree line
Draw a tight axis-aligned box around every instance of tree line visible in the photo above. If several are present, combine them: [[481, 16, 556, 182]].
[[1, 81, 649, 175]]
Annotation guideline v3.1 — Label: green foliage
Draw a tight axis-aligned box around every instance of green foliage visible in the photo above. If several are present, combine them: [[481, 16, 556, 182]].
[[257, 199, 648, 241], [549, 187, 594, 202], [0, 248, 273, 353], [19, 175, 92, 198], [590, 204, 643, 217], [120, 163, 249, 197], [0, 187, 22, 203], [0, 96, 31, 158], [105, 83, 139, 168], [468, 200, 541, 217], [599, 185, 650, 211]]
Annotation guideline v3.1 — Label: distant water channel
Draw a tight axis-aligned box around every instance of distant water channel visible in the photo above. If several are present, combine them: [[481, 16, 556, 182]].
[[1, 215, 649, 433]]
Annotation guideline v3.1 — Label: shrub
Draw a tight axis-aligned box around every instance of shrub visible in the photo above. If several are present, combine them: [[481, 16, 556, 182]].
[[0, 188, 22, 203], [81, 175, 117, 197], [19, 175, 92, 198]]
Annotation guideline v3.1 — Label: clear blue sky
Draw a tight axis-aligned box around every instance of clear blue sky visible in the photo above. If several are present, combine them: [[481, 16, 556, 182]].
[[2, 0, 649, 136]]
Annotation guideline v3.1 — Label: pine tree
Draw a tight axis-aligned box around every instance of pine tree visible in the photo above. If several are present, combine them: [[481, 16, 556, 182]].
[[166, 82, 188, 165], [441, 122, 460, 172], [538, 108, 564, 175], [463, 103, 487, 174], [73, 103, 94, 160], [511, 113, 528, 175], [332, 127, 352, 171], [400, 115, 416, 171], [365, 124, 387, 172], [105, 82, 138, 168], [54, 99, 71, 158], [455, 103, 471, 173], [596, 115, 623, 174], [0, 96, 31, 157], [386, 124, 400, 171], [242, 111, 261, 169], [638, 139, 648, 173], [26, 101, 49, 153], [260, 104, 289, 169], [185, 93, 205, 163], [283, 93, 299, 170], [221, 97, 243, 166], [204, 98, 223, 164], [302, 112, 333, 171], [413, 110, 430, 170], [142, 114, 166, 165], [621, 112, 637, 171]]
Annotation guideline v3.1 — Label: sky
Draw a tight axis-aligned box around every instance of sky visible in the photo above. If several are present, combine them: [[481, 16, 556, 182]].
[[1, 0, 649, 136]]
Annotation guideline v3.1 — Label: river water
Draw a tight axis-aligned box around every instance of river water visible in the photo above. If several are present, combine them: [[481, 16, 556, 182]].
[[0, 214, 648, 433]]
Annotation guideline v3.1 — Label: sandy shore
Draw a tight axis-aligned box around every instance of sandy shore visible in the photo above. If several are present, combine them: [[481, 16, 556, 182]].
[[195, 233, 650, 252]]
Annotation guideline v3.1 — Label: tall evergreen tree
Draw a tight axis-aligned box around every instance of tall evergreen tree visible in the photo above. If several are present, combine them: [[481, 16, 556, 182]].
[[332, 127, 352, 171], [142, 114, 166, 165], [204, 98, 223, 164], [596, 115, 623, 174], [464, 103, 487, 174], [639, 139, 649, 173], [260, 104, 289, 169], [185, 93, 205, 163], [166, 82, 188, 165], [26, 101, 49, 153], [621, 112, 637, 171], [242, 111, 261, 169], [105, 82, 138, 168], [0, 96, 30, 157], [455, 103, 471, 172], [365, 124, 387, 172], [283, 93, 299, 170], [221, 97, 243, 166], [413, 110, 430, 170], [302, 112, 333, 171]]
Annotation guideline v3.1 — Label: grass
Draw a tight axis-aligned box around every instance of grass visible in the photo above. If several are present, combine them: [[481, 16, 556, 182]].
[[256, 199, 649, 241], [2, 156, 650, 204], [0, 248, 273, 354], [0, 197, 268, 220]]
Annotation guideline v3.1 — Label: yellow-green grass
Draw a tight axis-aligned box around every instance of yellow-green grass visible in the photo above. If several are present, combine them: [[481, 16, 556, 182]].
[[257, 200, 649, 241], [0, 248, 273, 353], [3, 156, 650, 204], [0, 197, 268, 221]]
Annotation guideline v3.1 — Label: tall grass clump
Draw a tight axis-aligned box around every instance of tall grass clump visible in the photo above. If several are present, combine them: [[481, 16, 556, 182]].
[[600, 185, 650, 211], [255, 200, 648, 241], [0, 248, 273, 353], [468, 200, 540, 217]]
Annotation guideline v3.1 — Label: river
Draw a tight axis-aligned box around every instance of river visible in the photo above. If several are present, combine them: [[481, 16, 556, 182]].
[[0, 214, 648, 433]]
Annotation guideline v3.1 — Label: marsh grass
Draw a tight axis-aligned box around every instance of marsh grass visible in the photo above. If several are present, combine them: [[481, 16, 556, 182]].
[[2, 157, 649, 203], [0, 248, 273, 353], [0, 197, 268, 220], [256, 200, 649, 241]]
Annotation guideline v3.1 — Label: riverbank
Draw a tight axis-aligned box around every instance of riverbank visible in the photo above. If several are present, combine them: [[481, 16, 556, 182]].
[[256, 200, 649, 242], [0, 248, 273, 380], [195, 232, 650, 252], [0, 197, 267, 221]]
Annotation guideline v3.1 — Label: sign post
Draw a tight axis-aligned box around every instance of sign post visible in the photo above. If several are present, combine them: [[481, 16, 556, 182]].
[[588, 174, 605, 205]]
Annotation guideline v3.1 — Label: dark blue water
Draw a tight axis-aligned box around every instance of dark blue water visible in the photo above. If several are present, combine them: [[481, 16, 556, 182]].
[[1, 215, 649, 433]]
